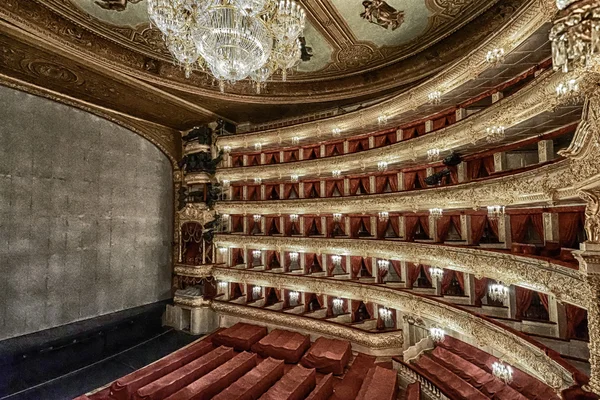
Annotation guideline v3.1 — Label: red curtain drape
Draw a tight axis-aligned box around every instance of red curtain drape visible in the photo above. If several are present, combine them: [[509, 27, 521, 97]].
[[539, 293, 549, 312], [375, 174, 398, 193], [326, 179, 344, 197], [283, 149, 298, 162], [402, 127, 418, 140], [231, 248, 244, 265], [325, 142, 343, 156], [471, 215, 498, 244], [483, 156, 495, 175], [304, 146, 320, 160], [403, 172, 416, 190], [468, 159, 482, 181], [416, 170, 428, 188], [350, 256, 364, 279], [349, 216, 371, 237], [515, 286, 534, 319], [348, 138, 369, 153], [474, 277, 488, 306], [437, 216, 452, 242], [265, 152, 280, 164], [231, 186, 242, 200], [377, 217, 399, 239], [419, 216, 430, 238], [390, 260, 402, 279], [565, 304, 587, 339], [265, 216, 281, 235], [440, 270, 464, 293], [304, 216, 322, 236], [304, 181, 320, 198], [283, 183, 299, 199], [349, 177, 370, 195], [266, 250, 280, 269], [246, 185, 259, 201], [510, 214, 530, 243], [405, 216, 419, 241], [407, 263, 421, 286], [374, 132, 395, 147], [559, 212, 583, 248], [531, 213, 544, 241]]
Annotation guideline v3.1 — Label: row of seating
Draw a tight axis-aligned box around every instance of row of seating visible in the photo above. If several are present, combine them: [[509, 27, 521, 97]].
[[77, 323, 401, 400]]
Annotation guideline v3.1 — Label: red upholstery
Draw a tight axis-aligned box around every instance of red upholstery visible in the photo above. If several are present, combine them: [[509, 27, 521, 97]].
[[212, 323, 268, 351], [355, 366, 398, 400], [300, 337, 351, 375], [212, 357, 285, 400], [413, 355, 488, 400], [133, 346, 234, 400], [405, 382, 421, 400], [165, 352, 257, 400], [430, 347, 527, 399], [111, 340, 213, 400], [73, 396, 90, 400], [305, 373, 334, 400], [250, 329, 311, 364], [258, 364, 316, 400], [438, 336, 560, 400]]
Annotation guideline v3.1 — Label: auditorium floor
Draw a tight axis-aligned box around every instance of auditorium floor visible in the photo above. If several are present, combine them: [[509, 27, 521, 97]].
[[4, 330, 200, 400]]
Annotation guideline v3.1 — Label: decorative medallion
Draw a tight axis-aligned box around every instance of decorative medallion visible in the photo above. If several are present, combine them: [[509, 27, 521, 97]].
[[94, 0, 142, 12], [360, 0, 405, 31]]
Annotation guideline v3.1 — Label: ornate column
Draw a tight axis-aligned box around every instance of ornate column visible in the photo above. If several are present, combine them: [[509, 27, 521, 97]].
[[575, 189, 600, 394]]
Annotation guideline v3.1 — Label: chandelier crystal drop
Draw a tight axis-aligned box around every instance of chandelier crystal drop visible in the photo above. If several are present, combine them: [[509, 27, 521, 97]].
[[487, 205, 505, 220], [252, 249, 262, 259], [289, 214, 299, 222], [377, 161, 388, 172], [378, 211, 389, 222], [332, 213, 343, 222], [332, 127, 342, 136], [428, 91, 442, 105], [486, 125, 505, 142], [550, 0, 600, 73], [377, 259, 390, 272], [289, 290, 300, 303], [427, 148, 440, 161], [253, 214, 262, 222], [289, 252, 299, 262], [148, 0, 306, 88], [429, 208, 443, 219], [331, 255, 342, 266]]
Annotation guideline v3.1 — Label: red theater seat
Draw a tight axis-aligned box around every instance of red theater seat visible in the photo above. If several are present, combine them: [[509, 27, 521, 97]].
[[165, 352, 257, 400], [305, 373, 334, 400], [250, 329, 311, 364], [413, 355, 488, 400], [430, 347, 527, 400], [300, 337, 352, 375], [438, 336, 560, 400], [111, 340, 214, 400], [212, 323, 268, 351], [258, 364, 316, 400], [212, 357, 285, 400], [134, 346, 234, 400], [355, 366, 398, 400]]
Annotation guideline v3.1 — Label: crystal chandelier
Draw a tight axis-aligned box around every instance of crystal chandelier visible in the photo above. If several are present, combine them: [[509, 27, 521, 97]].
[[550, 0, 600, 73], [430, 327, 445, 343], [289, 251, 299, 262], [218, 247, 228, 254], [486, 48, 505, 64], [492, 361, 514, 384], [252, 285, 262, 297], [378, 211, 389, 222], [486, 125, 505, 142], [487, 205, 505, 220], [429, 267, 444, 280], [332, 170, 342, 178], [331, 255, 342, 266], [332, 127, 342, 136], [379, 307, 392, 322], [223, 145, 232, 153], [218, 281, 228, 289], [428, 91, 441, 104], [378, 114, 389, 125], [148, 0, 306, 90], [333, 298, 344, 313], [291, 136, 300, 145], [289, 214, 299, 222], [429, 208, 443, 219], [289, 290, 300, 304], [488, 282, 509, 303], [377, 161, 388, 172], [252, 249, 262, 259], [332, 213, 343, 222], [427, 148, 440, 161], [555, 78, 582, 104], [254, 177, 262, 184], [290, 174, 299, 182], [253, 214, 262, 222], [377, 259, 390, 272]]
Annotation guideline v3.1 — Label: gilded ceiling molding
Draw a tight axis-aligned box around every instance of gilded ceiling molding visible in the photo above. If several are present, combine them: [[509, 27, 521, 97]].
[[210, 301, 404, 350], [215, 70, 571, 182], [213, 235, 586, 309], [0, 72, 181, 165], [215, 0, 557, 149], [210, 267, 574, 390]]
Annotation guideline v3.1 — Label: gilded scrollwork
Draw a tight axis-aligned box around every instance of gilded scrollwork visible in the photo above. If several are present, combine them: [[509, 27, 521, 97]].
[[214, 235, 587, 308], [211, 301, 403, 350], [211, 267, 574, 390]]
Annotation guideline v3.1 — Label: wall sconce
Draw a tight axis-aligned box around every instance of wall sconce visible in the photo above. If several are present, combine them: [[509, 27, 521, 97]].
[[289, 214, 299, 222], [492, 361, 513, 384], [290, 174, 299, 182], [487, 205, 505, 220], [377, 114, 389, 125], [332, 127, 342, 136], [429, 267, 444, 280], [332, 213, 342, 222], [332, 170, 342, 178], [252, 286, 262, 297], [291, 136, 300, 145], [429, 327, 445, 342], [488, 282, 509, 303], [333, 298, 344, 313], [427, 148, 440, 161], [218, 247, 228, 254], [486, 126, 505, 142], [331, 255, 342, 266], [377, 161, 388, 172], [254, 177, 262, 185], [377, 259, 390, 272], [223, 145, 232, 153], [486, 48, 505, 64], [253, 214, 262, 222], [429, 208, 443, 219], [252, 250, 262, 260], [378, 211, 389, 222], [289, 291, 300, 304], [254, 143, 262, 151], [289, 252, 299, 262], [428, 91, 441, 105]]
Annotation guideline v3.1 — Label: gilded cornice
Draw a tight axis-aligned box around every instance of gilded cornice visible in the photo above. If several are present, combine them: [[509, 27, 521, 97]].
[[215, 70, 570, 182], [174, 296, 212, 308], [213, 236, 586, 309], [174, 264, 215, 278], [211, 267, 574, 390], [0, 72, 181, 165], [215, 0, 557, 150], [211, 301, 404, 350]]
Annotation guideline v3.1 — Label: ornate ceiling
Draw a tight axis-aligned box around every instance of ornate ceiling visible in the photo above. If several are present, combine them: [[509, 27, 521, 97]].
[[0, 0, 531, 127]]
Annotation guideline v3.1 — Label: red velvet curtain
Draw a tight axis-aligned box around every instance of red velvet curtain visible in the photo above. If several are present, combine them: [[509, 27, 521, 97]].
[[510, 214, 530, 243], [248, 154, 260, 166], [349, 177, 370, 195], [419, 216, 430, 238], [304, 216, 322, 236], [437, 216, 452, 242], [304, 181, 320, 198], [265, 152, 280, 164], [325, 142, 344, 156], [283, 149, 298, 162], [266, 250, 280, 270], [350, 256, 364, 279], [531, 213, 544, 241], [348, 138, 369, 153], [326, 179, 344, 197], [374, 132, 395, 147], [474, 277, 488, 306], [515, 286, 534, 319], [231, 186, 242, 200], [416, 170, 428, 188], [265, 184, 279, 200], [349, 216, 371, 237], [403, 172, 417, 190], [471, 215, 498, 245], [468, 159, 482, 181], [231, 248, 244, 265], [390, 260, 402, 279], [407, 262, 421, 286], [377, 217, 399, 239], [565, 304, 587, 339], [402, 127, 418, 140], [405, 216, 419, 241], [539, 293, 549, 312], [283, 183, 299, 199], [265, 216, 281, 235], [231, 215, 244, 233], [441, 270, 464, 293], [246, 185, 259, 201], [483, 156, 495, 175], [559, 212, 583, 248], [375, 174, 398, 193], [304, 146, 320, 160]]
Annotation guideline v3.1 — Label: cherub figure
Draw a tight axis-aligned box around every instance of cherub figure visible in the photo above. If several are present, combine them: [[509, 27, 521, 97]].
[[94, 0, 142, 12], [361, 0, 405, 31]]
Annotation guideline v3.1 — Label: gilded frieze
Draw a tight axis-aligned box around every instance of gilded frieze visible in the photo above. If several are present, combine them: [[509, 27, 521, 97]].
[[213, 235, 587, 308]]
